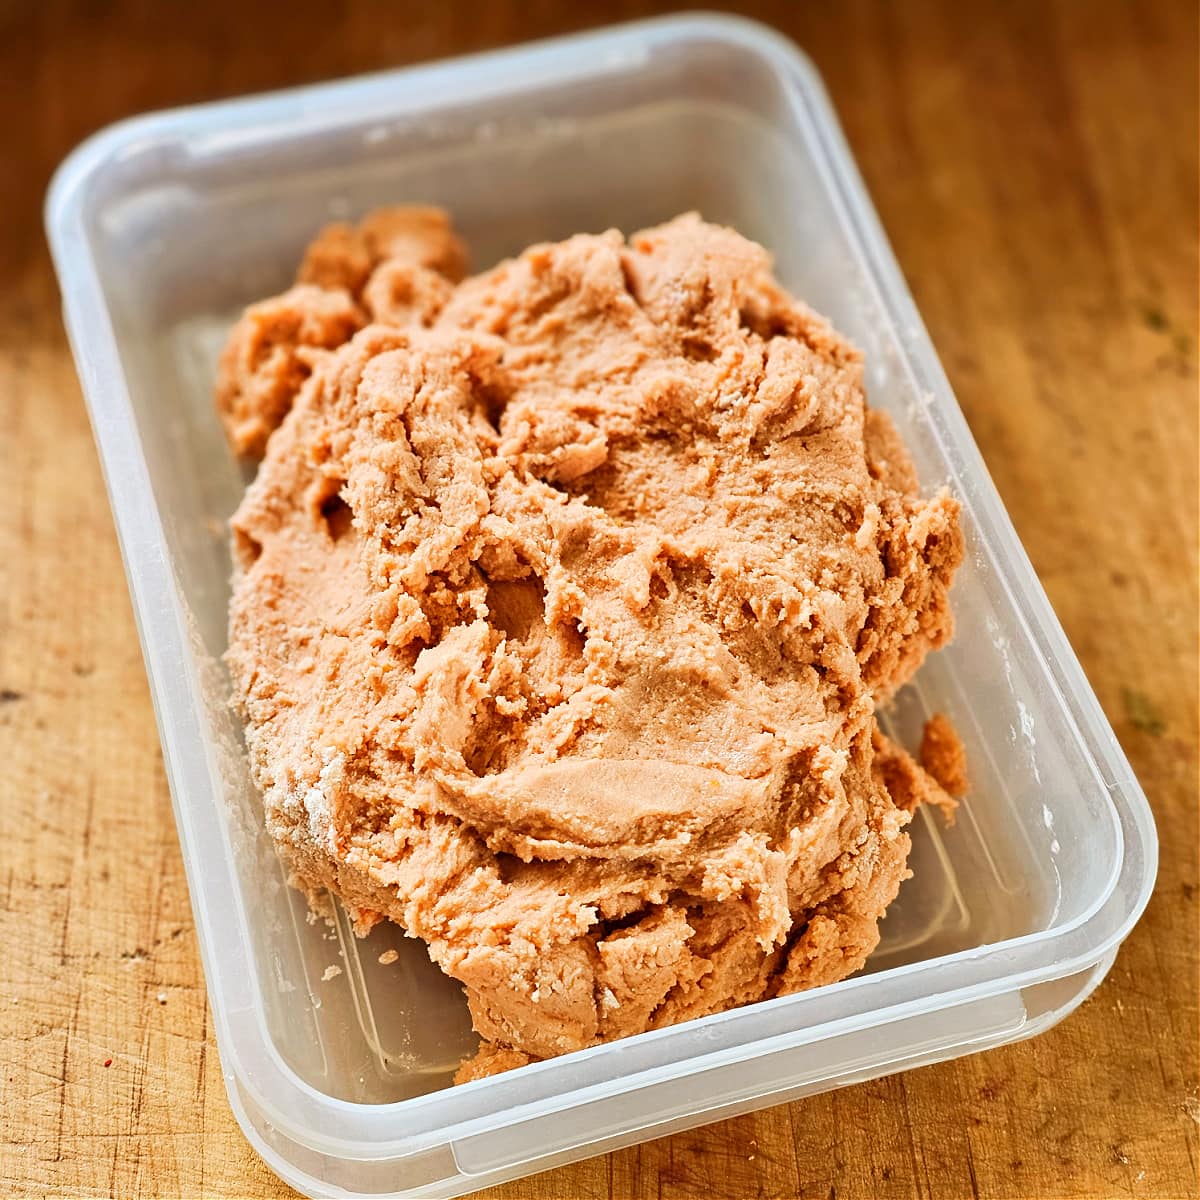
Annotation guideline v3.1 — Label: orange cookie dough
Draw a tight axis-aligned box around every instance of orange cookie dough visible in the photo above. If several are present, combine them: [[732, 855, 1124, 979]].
[[216, 207, 466, 457], [920, 711, 971, 798], [218, 208, 964, 1072]]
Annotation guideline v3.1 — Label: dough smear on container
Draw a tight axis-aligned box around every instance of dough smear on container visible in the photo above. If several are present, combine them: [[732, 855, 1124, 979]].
[[217, 207, 964, 1075]]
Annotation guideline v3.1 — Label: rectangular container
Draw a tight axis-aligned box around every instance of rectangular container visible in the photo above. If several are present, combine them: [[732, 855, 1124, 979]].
[[46, 15, 1156, 1198]]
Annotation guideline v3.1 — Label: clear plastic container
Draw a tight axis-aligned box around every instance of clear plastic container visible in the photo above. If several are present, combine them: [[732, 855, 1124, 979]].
[[46, 14, 1157, 1198]]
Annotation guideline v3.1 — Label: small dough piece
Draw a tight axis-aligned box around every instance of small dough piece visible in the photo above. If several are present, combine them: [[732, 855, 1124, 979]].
[[872, 728, 958, 822], [298, 205, 468, 295], [361, 259, 455, 328], [222, 211, 964, 1071], [455, 1043, 534, 1084], [920, 711, 970, 797]]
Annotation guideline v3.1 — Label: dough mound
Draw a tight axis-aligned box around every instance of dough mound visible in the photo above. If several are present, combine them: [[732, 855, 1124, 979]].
[[222, 209, 963, 1067]]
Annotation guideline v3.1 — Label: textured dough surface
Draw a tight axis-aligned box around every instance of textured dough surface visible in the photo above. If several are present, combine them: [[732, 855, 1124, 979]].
[[216, 207, 466, 457], [220, 208, 964, 1069], [920, 711, 971, 798]]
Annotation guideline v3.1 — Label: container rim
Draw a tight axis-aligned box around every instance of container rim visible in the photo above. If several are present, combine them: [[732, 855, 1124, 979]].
[[45, 7, 1158, 1167]]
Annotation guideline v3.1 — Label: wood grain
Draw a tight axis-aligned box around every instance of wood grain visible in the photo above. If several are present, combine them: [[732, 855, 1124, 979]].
[[1, 1, 1196, 1197]]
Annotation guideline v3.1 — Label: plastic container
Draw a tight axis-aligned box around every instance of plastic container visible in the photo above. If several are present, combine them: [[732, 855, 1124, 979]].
[[46, 13, 1157, 1198]]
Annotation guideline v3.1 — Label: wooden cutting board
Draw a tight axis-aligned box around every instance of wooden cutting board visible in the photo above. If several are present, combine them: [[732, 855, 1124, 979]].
[[1, 1, 1195, 1196]]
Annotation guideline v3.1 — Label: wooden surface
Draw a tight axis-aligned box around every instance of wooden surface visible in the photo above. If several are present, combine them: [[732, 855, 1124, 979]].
[[2, 1, 1196, 1197]]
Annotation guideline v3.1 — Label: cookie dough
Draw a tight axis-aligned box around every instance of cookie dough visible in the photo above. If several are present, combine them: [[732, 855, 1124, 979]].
[[920, 712, 970, 797], [219, 208, 964, 1070], [216, 207, 467, 457]]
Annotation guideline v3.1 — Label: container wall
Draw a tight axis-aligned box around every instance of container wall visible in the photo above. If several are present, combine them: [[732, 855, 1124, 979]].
[[73, 28, 1119, 1106]]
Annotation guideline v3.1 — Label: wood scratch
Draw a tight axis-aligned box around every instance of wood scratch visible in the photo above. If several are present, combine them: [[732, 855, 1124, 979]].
[[966, 1133, 982, 1200], [57, 883, 72, 967], [897, 1075, 930, 1200], [108, 1135, 121, 1198], [196, 1005, 207, 1104], [129, 1026, 151, 1131], [81, 777, 95, 855], [53, 1030, 69, 1163]]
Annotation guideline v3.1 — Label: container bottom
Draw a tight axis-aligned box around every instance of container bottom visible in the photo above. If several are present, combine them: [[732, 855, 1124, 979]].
[[226, 949, 1118, 1200]]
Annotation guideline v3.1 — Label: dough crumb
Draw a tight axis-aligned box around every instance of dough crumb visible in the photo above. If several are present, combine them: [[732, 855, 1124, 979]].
[[377, 949, 399, 965], [298, 205, 468, 294], [321, 965, 342, 982], [873, 728, 958, 823], [454, 1043, 535, 1084], [920, 712, 970, 797]]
